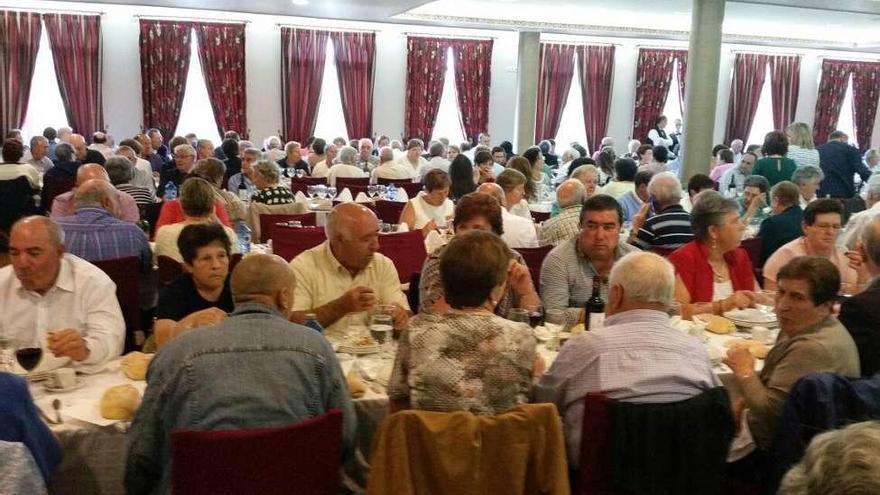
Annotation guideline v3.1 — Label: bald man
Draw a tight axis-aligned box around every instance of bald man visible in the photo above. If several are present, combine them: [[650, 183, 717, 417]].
[[0, 216, 124, 368], [540, 179, 585, 246], [476, 182, 539, 249], [289, 203, 410, 341], [127, 254, 356, 495], [68, 133, 106, 166], [50, 163, 139, 222]]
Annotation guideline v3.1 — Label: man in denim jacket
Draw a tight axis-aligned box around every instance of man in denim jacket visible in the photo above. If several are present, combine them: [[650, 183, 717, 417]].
[[125, 254, 356, 494]]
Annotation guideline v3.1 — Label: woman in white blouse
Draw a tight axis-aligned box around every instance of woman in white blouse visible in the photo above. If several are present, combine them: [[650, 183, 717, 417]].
[[399, 169, 454, 237], [647, 115, 674, 150], [785, 122, 821, 169]]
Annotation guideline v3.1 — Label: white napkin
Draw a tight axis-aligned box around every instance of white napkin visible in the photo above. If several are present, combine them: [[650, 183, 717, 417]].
[[337, 188, 353, 202], [355, 192, 372, 203], [394, 187, 409, 203], [294, 191, 307, 203], [396, 223, 410, 232], [424, 229, 446, 253]]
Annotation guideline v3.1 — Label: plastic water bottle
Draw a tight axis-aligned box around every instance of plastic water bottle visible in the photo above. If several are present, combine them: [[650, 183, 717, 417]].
[[303, 313, 323, 333], [234, 221, 252, 254], [163, 182, 177, 201], [238, 180, 249, 201], [387, 183, 397, 201]]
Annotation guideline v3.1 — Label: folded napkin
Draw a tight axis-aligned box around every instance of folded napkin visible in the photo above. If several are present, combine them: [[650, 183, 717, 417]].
[[337, 188, 353, 202], [346, 370, 367, 399], [424, 230, 446, 253], [355, 192, 372, 203], [294, 191, 307, 203], [396, 223, 410, 232], [394, 187, 409, 203]]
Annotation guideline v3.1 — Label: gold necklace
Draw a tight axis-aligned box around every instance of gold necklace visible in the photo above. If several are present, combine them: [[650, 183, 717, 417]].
[[708, 259, 729, 283]]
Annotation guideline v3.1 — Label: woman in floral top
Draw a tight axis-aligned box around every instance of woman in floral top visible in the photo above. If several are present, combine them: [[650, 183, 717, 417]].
[[388, 230, 538, 415]]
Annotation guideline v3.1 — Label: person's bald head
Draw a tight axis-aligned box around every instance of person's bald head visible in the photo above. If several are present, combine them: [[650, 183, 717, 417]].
[[74, 179, 117, 213], [76, 163, 110, 186], [69, 133, 88, 160], [325, 203, 380, 273], [476, 182, 506, 208], [556, 179, 586, 209], [230, 254, 295, 314]]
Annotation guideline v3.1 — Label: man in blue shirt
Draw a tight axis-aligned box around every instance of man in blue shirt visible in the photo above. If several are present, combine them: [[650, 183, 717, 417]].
[[817, 131, 871, 199], [0, 373, 62, 484], [126, 253, 356, 495]]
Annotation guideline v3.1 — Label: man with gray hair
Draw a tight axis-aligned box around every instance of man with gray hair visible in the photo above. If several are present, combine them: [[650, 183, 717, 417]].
[[539, 179, 585, 246], [158, 143, 196, 198], [629, 172, 693, 250], [88, 132, 114, 159], [416, 141, 450, 182], [372, 146, 414, 180], [276, 141, 310, 177], [56, 179, 151, 272], [327, 146, 367, 187], [69, 133, 105, 166], [839, 216, 880, 377], [50, 163, 139, 222], [841, 173, 880, 250], [476, 182, 538, 249], [864, 149, 879, 172], [106, 155, 156, 206], [27, 135, 53, 173], [263, 136, 285, 162], [536, 251, 720, 467], [115, 143, 156, 194], [355, 137, 379, 172], [195, 139, 214, 161]]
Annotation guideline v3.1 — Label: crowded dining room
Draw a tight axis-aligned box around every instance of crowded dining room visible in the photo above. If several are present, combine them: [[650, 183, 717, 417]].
[[3, 0, 880, 493]]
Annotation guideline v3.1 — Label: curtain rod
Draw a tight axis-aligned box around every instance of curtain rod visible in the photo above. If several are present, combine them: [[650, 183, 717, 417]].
[[275, 23, 375, 33], [819, 55, 880, 63], [0, 6, 104, 15], [636, 45, 688, 50], [730, 50, 803, 57], [133, 14, 249, 24], [405, 32, 496, 40], [540, 40, 621, 47]]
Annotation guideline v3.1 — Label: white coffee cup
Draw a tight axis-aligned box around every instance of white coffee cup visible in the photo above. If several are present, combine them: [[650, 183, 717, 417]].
[[50, 368, 76, 389], [751, 326, 771, 343]]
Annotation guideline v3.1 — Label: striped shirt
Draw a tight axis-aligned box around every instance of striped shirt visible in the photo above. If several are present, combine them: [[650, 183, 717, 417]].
[[535, 309, 720, 466], [56, 208, 152, 272], [116, 184, 156, 206], [539, 238, 639, 324], [633, 204, 694, 250], [539, 205, 581, 246]]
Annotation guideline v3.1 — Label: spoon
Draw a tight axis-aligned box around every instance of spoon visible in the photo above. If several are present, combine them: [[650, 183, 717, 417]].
[[52, 399, 63, 424]]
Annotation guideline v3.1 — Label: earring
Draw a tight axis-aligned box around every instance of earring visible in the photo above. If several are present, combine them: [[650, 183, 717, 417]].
[[711, 238, 718, 252]]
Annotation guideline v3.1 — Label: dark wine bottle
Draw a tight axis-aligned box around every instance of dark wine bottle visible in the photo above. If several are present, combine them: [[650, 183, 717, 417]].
[[584, 277, 605, 331]]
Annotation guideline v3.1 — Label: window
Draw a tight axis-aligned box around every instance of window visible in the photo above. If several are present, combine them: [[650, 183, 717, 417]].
[[175, 31, 221, 145], [554, 54, 588, 153], [21, 24, 69, 143], [746, 64, 774, 147], [660, 59, 684, 135], [836, 73, 857, 148], [431, 47, 466, 145], [313, 38, 349, 143]]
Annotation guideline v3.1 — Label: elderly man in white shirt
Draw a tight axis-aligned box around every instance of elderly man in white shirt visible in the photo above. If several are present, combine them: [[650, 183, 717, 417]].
[[477, 182, 538, 249], [327, 146, 367, 187], [398, 139, 428, 174], [0, 216, 124, 368], [88, 132, 115, 159], [372, 146, 415, 181], [26, 135, 53, 174], [416, 141, 450, 182], [841, 174, 880, 250], [311, 144, 337, 179], [290, 203, 409, 341]]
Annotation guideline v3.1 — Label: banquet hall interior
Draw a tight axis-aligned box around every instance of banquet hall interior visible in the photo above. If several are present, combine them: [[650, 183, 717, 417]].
[[2, 0, 880, 493]]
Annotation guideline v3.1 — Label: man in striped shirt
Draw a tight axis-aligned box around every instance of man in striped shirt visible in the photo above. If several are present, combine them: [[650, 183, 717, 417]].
[[629, 172, 693, 251]]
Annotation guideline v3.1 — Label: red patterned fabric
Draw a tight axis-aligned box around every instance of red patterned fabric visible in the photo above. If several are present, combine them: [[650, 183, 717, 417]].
[[451, 39, 493, 145], [724, 53, 769, 144], [535, 43, 576, 143], [813, 59, 855, 145], [676, 54, 688, 115], [404, 37, 450, 143], [576, 45, 615, 154], [768, 55, 800, 130], [851, 62, 880, 153], [0, 11, 42, 138], [281, 28, 328, 143], [195, 23, 247, 139], [632, 49, 687, 142], [330, 31, 375, 140], [140, 20, 192, 139], [43, 14, 103, 137]]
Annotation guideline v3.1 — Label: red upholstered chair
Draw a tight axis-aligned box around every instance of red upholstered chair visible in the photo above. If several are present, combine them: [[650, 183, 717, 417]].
[[394, 181, 424, 198], [513, 245, 554, 290], [740, 238, 763, 284], [336, 184, 370, 199], [290, 176, 327, 194], [374, 200, 406, 224], [334, 177, 370, 190], [92, 256, 141, 353], [530, 210, 551, 223], [270, 226, 327, 262], [157, 256, 183, 287], [171, 409, 344, 495], [259, 213, 318, 243], [378, 230, 427, 284]]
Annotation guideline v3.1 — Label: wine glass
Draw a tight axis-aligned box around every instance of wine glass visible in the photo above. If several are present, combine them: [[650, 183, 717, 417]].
[[315, 185, 327, 201], [508, 308, 530, 325], [369, 313, 394, 359], [367, 184, 379, 199], [15, 339, 43, 374], [306, 185, 316, 200], [326, 186, 337, 201], [377, 185, 387, 200], [295, 169, 306, 178], [527, 305, 545, 328], [543, 309, 567, 351]]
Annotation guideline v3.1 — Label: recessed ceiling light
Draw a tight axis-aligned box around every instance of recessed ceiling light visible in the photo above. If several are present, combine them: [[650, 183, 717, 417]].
[[291, 0, 308, 5]]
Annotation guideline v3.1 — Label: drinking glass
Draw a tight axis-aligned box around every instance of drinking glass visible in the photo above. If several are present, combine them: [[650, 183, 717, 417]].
[[0, 336, 12, 372], [369, 314, 394, 358], [306, 185, 316, 200], [377, 185, 387, 200], [326, 186, 337, 200], [296, 169, 306, 178], [508, 308, 530, 325], [15, 338, 43, 373], [526, 305, 544, 328], [543, 309, 567, 351], [367, 184, 379, 198], [315, 185, 327, 200]]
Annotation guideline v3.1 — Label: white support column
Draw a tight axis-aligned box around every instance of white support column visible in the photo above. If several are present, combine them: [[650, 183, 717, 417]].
[[514, 31, 540, 153]]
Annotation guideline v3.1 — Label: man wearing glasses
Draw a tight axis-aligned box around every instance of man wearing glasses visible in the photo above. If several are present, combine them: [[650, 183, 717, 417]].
[[540, 194, 638, 325], [762, 199, 868, 292]]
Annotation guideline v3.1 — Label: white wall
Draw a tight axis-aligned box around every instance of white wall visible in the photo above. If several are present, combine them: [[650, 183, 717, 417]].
[[9, 0, 880, 152]]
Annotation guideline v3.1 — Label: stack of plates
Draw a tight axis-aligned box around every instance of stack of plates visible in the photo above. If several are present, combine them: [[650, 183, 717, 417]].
[[724, 308, 778, 328], [337, 342, 382, 355]]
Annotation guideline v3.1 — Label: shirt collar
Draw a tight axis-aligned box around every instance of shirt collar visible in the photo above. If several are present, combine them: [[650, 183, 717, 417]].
[[230, 303, 285, 319], [604, 308, 671, 327], [321, 240, 369, 276], [16, 255, 75, 296]]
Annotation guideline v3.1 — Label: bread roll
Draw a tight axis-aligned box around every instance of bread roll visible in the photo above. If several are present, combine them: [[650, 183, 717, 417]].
[[704, 315, 735, 334], [346, 371, 367, 399], [121, 352, 153, 381], [724, 339, 770, 359], [100, 384, 141, 420]]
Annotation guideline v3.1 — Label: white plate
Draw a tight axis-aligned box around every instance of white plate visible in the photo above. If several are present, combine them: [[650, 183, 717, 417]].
[[337, 345, 381, 355], [43, 378, 86, 393], [724, 308, 777, 327]]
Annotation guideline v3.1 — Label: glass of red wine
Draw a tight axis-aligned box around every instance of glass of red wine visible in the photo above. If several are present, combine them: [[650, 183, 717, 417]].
[[15, 339, 43, 373]]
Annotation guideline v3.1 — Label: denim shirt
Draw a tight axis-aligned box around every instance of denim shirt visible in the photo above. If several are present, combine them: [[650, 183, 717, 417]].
[[125, 303, 356, 495]]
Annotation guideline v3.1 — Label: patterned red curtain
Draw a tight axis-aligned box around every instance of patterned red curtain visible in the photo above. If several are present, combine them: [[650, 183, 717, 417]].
[[676, 53, 688, 115], [195, 23, 247, 139], [404, 36, 450, 143], [724, 53, 769, 144], [851, 62, 880, 153], [632, 49, 685, 142], [768, 55, 800, 130], [140, 20, 192, 139], [330, 31, 375, 140], [451, 39, 493, 145], [0, 11, 42, 139], [813, 60, 853, 145], [43, 14, 103, 137], [535, 43, 576, 144], [576, 45, 615, 154], [281, 28, 328, 143]]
